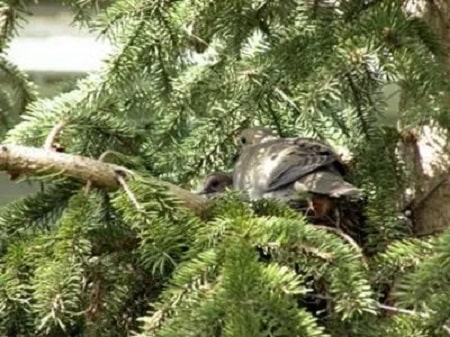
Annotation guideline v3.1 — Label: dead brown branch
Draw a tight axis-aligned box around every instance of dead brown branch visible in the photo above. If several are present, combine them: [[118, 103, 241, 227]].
[[0, 144, 209, 216]]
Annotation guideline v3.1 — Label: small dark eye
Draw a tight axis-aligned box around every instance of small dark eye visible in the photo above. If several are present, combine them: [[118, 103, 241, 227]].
[[211, 180, 219, 187], [240, 137, 247, 144]]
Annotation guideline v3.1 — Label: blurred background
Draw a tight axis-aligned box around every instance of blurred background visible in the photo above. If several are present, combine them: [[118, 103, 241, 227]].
[[0, 0, 111, 205]]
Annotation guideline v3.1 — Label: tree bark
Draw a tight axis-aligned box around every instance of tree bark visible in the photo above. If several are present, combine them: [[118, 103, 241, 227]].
[[398, 0, 450, 236]]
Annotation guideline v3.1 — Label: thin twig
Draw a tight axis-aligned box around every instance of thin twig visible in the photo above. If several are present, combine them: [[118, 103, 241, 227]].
[[98, 150, 116, 162], [265, 241, 333, 261], [303, 293, 450, 335], [83, 180, 93, 196], [315, 224, 368, 267], [84, 150, 124, 195], [378, 303, 450, 336], [182, 23, 209, 52], [145, 288, 188, 332], [39, 120, 68, 191], [116, 174, 143, 211], [44, 119, 67, 150], [378, 303, 428, 318]]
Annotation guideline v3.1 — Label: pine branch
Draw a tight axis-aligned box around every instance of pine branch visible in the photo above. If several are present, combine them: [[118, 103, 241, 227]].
[[0, 144, 209, 216]]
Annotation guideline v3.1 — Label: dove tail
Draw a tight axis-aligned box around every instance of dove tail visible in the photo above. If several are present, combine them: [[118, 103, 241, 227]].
[[328, 181, 364, 199], [294, 170, 364, 199]]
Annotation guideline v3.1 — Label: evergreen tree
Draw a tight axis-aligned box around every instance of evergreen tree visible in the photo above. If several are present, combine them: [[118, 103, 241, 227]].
[[0, 0, 450, 336]]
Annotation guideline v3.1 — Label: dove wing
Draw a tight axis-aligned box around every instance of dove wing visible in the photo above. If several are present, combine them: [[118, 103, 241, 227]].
[[287, 137, 347, 175], [262, 138, 341, 192]]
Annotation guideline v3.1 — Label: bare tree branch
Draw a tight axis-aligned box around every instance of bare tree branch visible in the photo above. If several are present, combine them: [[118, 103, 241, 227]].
[[0, 144, 210, 216]]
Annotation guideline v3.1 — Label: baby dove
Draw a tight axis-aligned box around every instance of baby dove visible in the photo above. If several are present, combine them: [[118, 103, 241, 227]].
[[197, 172, 233, 198]]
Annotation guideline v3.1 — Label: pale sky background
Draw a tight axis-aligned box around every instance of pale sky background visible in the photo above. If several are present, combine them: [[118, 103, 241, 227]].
[[6, 7, 112, 73], [5, 4, 213, 74]]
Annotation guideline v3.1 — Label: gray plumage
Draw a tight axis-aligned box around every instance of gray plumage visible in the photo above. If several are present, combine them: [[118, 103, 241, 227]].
[[232, 128, 363, 203]]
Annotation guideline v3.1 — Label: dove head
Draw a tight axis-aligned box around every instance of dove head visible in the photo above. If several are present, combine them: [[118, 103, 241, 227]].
[[198, 172, 233, 195], [236, 127, 278, 147]]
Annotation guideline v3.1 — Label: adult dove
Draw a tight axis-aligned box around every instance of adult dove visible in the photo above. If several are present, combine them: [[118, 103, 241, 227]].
[[197, 172, 233, 198], [232, 127, 363, 218]]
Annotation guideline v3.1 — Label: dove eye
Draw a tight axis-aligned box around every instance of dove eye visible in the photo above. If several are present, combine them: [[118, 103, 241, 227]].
[[240, 137, 247, 144], [211, 180, 219, 187]]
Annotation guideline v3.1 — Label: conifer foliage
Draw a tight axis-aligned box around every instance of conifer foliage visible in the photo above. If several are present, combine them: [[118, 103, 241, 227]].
[[1, 0, 450, 336]]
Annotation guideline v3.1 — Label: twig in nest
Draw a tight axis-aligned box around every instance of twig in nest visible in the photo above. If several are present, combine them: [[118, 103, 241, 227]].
[[44, 119, 68, 151]]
